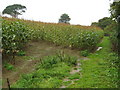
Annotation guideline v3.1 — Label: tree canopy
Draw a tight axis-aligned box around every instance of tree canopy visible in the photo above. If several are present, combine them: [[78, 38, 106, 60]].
[[58, 13, 71, 24], [91, 17, 115, 29], [2, 4, 27, 18], [110, 1, 120, 20]]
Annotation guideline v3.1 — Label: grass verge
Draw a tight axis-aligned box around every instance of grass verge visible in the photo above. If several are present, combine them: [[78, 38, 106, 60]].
[[67, 36, 118, 88], [11, 53, 77, 88]]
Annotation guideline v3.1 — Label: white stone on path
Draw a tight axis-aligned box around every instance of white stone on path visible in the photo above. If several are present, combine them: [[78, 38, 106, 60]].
[[96, 47, 102, 51]]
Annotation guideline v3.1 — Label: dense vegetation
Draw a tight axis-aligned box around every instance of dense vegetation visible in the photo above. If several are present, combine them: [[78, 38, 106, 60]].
[[11, 53, 77, 88], [91, 1, 119, 53], [68, 37, 119, 88], [10, 37, 119, 88], [91, 17, 115, 30], [2, 0, 119, 89], [2, 17, 104, 57], [2, 1, 119, 87], [104, 23, 118, 51], [2, 20, 30, 52], [2, 17, 119, 88]]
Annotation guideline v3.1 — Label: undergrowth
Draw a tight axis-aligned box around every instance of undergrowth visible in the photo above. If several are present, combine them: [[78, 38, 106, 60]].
[[67, 36, 119, 88], [11, 52, 77, 88]]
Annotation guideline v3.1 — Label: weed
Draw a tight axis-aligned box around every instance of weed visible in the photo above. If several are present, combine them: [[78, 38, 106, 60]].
[[4, 63, 14, 70], [80, 50, 89, 57], [17, 50, 26, 56], [68, 73, 80, 80], [11, 53, 76, 88], [63, 81, 72, 86]]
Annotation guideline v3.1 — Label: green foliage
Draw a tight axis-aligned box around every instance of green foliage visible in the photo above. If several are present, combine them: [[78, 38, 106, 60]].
[[30, 24, 104, 51], [109, 1, 119, 52], [58, 13, 71, 24], [4, 63, 14, 70], [2, 4, 26, 18], [3, 18, 104, 57], [91, 16, 118, 52], [39, 53, 77, 69], [91, 22, 99, 27], [0, 79, 2, 88], [17, 50, 26, 56], [104, 23, 117, 35], [110, 1, 120, 19], [91, 17, 115, 30], [63, 81, 71, 86], [104, 23, 118, 51], [98, 17, 115, 29], [106, 53, 119, 86], [11, 53, 77, 88], [2, 20, 31, 55], [68, 73, 80, 80], [80, 50, 89, 57], [67, 37, 118, 88]]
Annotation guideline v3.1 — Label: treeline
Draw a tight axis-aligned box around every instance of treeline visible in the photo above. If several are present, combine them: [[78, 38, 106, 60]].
[[91, 1, 120, 52]]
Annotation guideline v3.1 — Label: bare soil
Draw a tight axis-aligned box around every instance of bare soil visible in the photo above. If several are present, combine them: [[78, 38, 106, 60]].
[[2, 40, 87, 88]]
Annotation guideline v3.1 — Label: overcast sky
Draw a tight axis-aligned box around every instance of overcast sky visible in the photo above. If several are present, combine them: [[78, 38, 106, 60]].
[[0, 0, 114, 25]]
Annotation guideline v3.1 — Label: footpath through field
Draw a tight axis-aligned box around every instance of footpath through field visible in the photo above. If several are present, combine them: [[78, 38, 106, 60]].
[[2, 40, 87, 88], [3, 36, 117, 88], [60, 36, 118, 88]]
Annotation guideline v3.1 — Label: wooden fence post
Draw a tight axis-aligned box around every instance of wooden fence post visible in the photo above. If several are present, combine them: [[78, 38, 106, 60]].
[[7, 78, 10, 90]]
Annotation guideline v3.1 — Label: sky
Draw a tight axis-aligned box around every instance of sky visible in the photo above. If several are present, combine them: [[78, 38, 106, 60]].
[[0, 0, 114, 26]]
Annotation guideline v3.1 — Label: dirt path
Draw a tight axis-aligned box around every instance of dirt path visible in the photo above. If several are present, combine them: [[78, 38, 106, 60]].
[[60, 58, 81, 88], [60, 58, 89, 88], [2, 40, 86, 88]]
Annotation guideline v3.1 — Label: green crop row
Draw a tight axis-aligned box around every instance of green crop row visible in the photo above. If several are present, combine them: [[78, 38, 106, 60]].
[[2, 20, 31, 55], [2, 17, 104, 56], [25, 21, 104, 51]]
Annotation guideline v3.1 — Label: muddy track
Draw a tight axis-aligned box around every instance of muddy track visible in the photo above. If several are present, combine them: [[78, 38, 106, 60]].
[[2, 40, 87, 88], [60, 58, 89, 88]]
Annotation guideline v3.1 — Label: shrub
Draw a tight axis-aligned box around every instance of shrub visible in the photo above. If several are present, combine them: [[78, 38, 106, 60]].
[[40, 53, 77, 69], [80, 50, 90, 57], [104, 23, 118, 51], [4, 63, 14, 70], [2, 20, 31, 56]]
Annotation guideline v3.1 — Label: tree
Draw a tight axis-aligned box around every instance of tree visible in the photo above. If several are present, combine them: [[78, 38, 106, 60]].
[[110, 1, 120, 20], [91, 22, 99, 27], [98, 17, 115, 29], [2, 4, 27, 18], [109, 0, 120, 52], [58, 13, 71, 24], [91, 17, 115, 30]]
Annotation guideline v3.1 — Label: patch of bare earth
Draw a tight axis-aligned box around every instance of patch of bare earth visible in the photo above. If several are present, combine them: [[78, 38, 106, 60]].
[[2, 40, 87, 88]]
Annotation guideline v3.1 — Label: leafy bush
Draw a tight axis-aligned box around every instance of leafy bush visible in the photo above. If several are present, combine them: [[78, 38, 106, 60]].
[[4, 63, 14, 70], [80, 50, 89, 57], [104, 23, 118, 51], [106, 53, 119, 87], [40, 53, 77, 69], [2, 20, 31, 55], [2, 17, 104, 61], [31, 25, 104, 51], [16, 50, 26, 56], [4, 17, 104, 51]]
